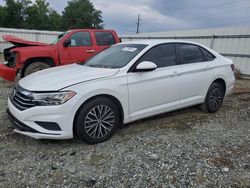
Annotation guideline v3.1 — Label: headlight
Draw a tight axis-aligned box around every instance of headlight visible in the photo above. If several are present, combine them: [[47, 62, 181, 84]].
[[32, 91, 76, 106]]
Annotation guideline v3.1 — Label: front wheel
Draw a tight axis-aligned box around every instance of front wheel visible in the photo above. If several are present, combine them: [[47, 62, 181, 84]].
[[200, 82, 225, 113], [22, 62, 51, 77], [75, 97, 120, 144]]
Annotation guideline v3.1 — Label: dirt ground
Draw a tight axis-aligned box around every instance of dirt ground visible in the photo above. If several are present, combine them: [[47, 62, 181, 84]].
[[0, 54, 3, 62], [0, 78, 249, 187]]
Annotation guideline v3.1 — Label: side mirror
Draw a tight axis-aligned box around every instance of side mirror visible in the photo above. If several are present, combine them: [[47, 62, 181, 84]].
[[135, 61, 157, 72], [63, 39, 71, 47], [58, 33, 64, 39]]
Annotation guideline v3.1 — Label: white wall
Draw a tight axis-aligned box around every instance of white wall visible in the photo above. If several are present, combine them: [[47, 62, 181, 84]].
[[0, 27, 61, 52]]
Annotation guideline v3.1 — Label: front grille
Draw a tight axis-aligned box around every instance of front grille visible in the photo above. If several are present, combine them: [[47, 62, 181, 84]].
[[3, 48, 16, 66], [10, 85, 36, 111]]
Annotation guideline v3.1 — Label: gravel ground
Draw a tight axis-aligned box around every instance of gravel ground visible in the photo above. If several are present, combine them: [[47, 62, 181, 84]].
[[0, 78, 249, 188]]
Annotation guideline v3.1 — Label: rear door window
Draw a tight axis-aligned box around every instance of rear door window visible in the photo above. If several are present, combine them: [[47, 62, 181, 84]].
[[178, 44, 205, 64], [94, 32, 116, 46]]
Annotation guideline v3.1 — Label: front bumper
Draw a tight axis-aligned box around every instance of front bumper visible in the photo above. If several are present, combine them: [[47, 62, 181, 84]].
[[7, 98, 74, 139], [0, 64, 17, 81]]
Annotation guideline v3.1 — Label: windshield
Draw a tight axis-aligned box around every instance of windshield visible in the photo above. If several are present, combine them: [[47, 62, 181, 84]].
[[51, 32, 68, 44], [84, 44, 147, 69]]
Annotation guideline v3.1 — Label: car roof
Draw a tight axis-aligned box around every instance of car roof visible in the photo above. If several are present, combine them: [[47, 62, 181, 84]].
[[120, 39, 222, 58], [121, 39, 203, 46], [67, 29, 116, 33]]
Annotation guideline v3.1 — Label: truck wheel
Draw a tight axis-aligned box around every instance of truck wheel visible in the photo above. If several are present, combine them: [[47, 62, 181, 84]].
[[23, 62, 51, 77]]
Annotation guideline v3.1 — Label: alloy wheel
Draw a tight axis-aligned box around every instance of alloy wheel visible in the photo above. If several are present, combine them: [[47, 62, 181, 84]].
[[84, 105, 115, 139], [208, 88, 223, 111]]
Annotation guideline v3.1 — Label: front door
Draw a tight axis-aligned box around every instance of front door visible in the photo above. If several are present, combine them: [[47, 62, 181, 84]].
[[59, 31, 96, 65], [127, 43, 182, 121]]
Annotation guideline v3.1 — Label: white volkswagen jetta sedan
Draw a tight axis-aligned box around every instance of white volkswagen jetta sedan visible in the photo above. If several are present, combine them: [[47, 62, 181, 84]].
[[7, 40, 235, 144]]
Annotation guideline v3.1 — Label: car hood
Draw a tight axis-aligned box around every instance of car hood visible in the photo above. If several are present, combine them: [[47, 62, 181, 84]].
[[3, 35, 48, 46], [19, 64, 119, 91]]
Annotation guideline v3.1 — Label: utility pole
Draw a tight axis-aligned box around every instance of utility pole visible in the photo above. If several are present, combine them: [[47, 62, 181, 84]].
[[136, 14, 141, 34]]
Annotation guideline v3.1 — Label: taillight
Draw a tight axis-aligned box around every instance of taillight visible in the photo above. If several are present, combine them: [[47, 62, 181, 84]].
[[231, 64, 235, 72]]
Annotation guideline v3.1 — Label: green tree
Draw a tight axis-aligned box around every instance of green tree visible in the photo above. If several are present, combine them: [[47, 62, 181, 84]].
[[0, 0, 104, 31], [0, 0, 31, 28], [62, 0, 104, 30], [24, 0, 62, 31], [48, 9, 62, 31], [25, 0, 51, 30], [2, 0, 25, 28], [0, 6, 6, 26]]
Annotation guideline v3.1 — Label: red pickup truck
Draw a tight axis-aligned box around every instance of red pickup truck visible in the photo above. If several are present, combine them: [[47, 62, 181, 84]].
[[0, 29, 120, 81]]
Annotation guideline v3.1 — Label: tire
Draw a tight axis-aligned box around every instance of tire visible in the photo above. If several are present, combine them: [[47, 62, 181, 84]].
[[200, 82, 225, 113], [75, 97, 120, 144], [23, 62, 51, 77]]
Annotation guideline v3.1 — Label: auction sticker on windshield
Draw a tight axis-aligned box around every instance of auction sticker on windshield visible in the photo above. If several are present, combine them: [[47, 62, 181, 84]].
[[122, 47, 137, 52]]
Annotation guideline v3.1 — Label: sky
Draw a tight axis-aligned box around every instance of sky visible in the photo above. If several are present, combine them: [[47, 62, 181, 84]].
[[1, 0, 250, 34]]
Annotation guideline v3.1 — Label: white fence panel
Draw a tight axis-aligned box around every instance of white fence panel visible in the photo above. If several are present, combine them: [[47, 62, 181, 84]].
[[0, 27, 61, 53]]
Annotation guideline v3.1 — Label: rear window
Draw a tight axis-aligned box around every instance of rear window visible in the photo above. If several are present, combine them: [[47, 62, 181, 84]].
[[200, 47, 216, 61], [179, 44, 204, 64], [95, 32, 116, 46]]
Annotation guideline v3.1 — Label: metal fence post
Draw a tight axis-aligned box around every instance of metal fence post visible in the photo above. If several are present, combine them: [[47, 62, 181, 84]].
[[210, 34, 215, 49], [35, 32, 38, 42]]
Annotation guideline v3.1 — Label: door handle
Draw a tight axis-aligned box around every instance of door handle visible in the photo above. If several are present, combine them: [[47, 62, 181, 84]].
[[206, 65, 211, 70], [173, 71, 180, 76], [170, 71, 179, 77], [86, 49, 95, 53]]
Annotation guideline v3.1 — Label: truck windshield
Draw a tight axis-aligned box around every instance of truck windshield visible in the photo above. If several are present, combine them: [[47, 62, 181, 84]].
[[84, 44, 147, 69], [51, 32, 67, 44]]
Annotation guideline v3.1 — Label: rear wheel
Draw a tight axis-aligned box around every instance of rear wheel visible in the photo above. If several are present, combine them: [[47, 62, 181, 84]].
[[75, 97, 120, 144], [200, 82, 225, 113], [22, 62, 51, 77]]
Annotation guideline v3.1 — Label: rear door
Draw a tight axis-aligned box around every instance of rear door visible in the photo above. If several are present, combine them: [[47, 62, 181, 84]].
[[176, 43, 215, 105], [92, 31, 117, 53], [59, 31, 95, 65]]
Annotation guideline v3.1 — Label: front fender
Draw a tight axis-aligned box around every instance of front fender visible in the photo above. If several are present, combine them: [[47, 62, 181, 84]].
[[11, 45, 58, 67], [66, 82, 129, 123], [76, 88, 126, 114]]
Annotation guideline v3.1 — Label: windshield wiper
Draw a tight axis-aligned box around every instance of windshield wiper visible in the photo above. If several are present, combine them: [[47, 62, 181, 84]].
[[77, 62, 85, 65], [87, 64, 100, 67], [87, 64, 114, 69]]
